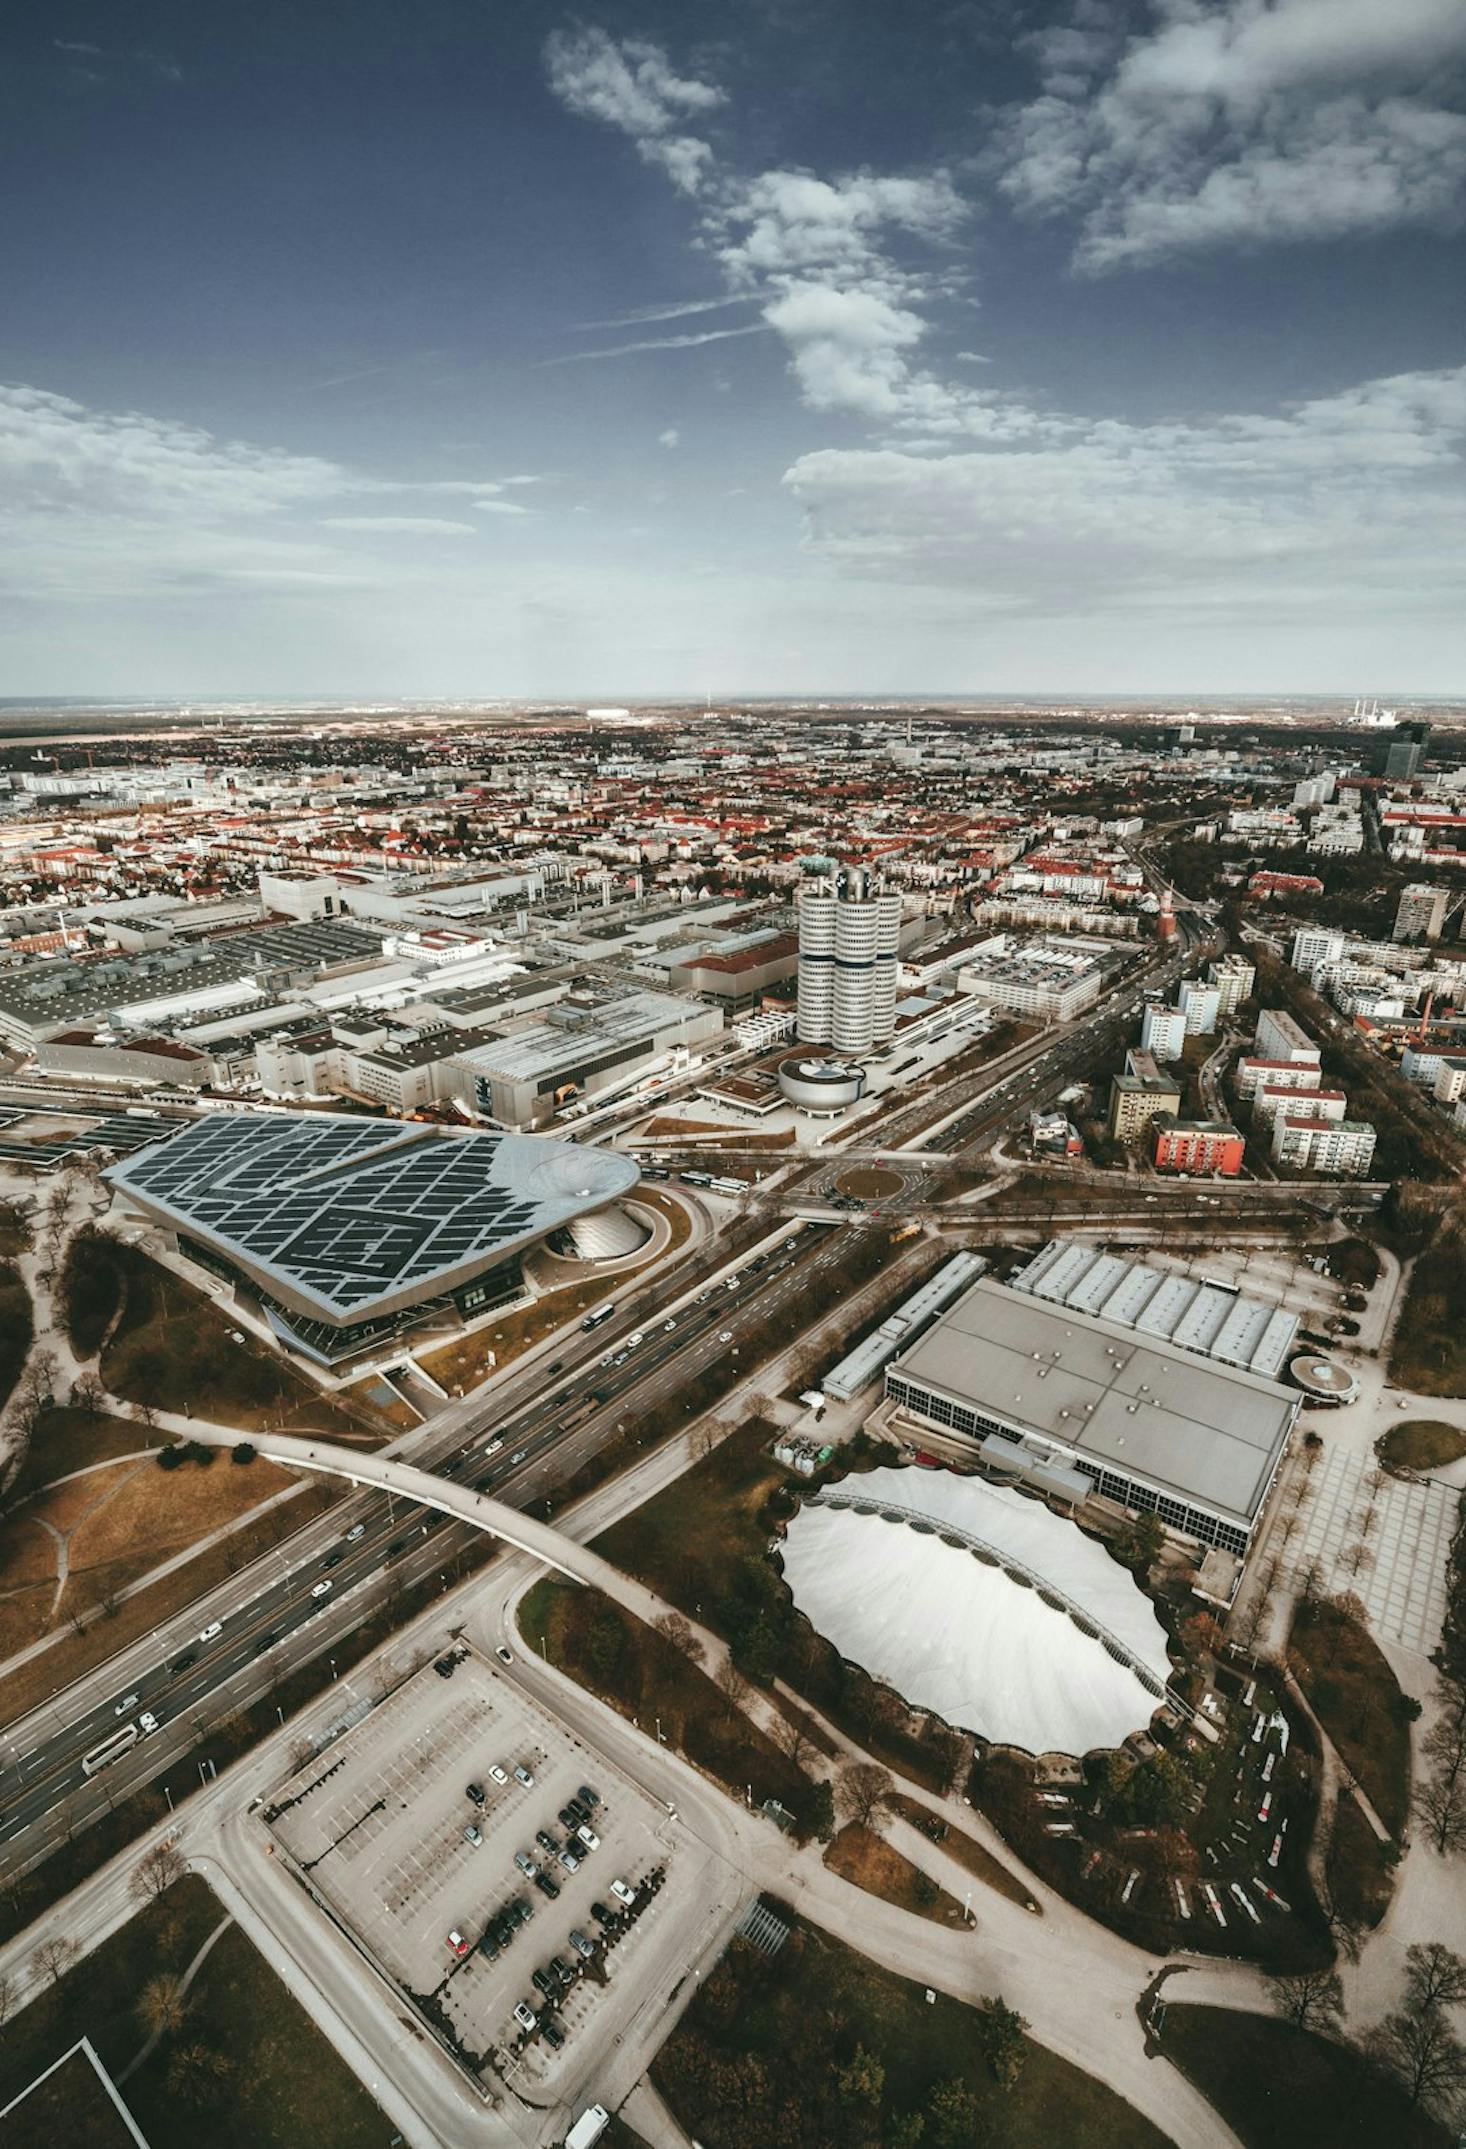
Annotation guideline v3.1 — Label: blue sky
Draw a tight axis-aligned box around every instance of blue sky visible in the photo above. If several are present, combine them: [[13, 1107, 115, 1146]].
[[3, 0, 1464, 697]]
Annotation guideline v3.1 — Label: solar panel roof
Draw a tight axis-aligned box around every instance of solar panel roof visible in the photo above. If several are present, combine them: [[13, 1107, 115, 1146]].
[[107, 1110, 639, 1324]]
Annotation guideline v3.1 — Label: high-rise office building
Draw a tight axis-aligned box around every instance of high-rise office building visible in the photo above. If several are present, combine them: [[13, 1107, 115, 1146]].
[[796, 867, 902, 1054], [1382, 722, 1430, 781]]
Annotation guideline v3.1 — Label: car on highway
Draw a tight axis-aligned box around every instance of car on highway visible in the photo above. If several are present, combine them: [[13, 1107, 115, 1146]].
[[322, 1552, 343, 1569], [138, 1710, 160, 1735], [446, 1929, 470, 1956], [718, 1329, 733, 1343], [599, 1351, 615, 1366], [253, 1631, 279, 1654], [496, 1644, 513, 1665], [345, 1523, 366, 1542], [663, 1317, 676, 1330], [115, 1693, 139, 1717], [509, 1449, 528, 1467], [387, 1538, 408, 1556], [310, 1580, 333, 1600], [626, 1331, 644, 1348], [170, 1651, 197, 1674], [197, 1621, 223, 1643]]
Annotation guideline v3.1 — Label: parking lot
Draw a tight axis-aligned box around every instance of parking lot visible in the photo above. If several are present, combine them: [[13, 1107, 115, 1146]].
[[265, 1645, 686, 2091]]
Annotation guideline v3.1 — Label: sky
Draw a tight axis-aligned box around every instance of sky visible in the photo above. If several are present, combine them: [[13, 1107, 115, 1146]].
[[2, 0, 1464, 699]]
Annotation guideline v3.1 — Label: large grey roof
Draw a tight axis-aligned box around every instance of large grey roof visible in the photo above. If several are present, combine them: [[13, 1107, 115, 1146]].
[[107, 1110, 638, 1325], [890, 1276, 1296, 1527]]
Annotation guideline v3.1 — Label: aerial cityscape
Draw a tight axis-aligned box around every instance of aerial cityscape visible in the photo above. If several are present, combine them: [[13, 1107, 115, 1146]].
[[2, 7, 1465, 2149]]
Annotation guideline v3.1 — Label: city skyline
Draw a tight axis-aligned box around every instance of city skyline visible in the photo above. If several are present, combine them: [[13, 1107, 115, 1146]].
[[3, 0, 1464, 696]]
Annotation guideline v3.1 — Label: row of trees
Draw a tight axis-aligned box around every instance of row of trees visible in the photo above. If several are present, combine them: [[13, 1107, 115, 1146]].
[[1272, 1942, 1466, 2123]]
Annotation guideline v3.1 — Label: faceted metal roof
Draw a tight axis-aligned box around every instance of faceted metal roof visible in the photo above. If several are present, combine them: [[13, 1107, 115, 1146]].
[[107, 1110, 638, 1325]]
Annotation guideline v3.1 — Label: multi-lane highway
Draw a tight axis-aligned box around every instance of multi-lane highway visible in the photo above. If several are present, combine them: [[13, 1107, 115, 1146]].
[[0, 1220, 842, 1869]]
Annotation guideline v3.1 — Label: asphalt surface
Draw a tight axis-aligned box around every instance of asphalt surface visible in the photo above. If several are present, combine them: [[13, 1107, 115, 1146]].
[[0, 1221, 838, 1864]]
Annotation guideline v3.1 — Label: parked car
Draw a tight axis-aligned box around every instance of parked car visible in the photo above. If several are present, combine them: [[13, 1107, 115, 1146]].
[[610, 1878, 636, 1906], [577, 1785, 601, 1809], [514, 1763, 535, 1787], [514, 1851, 538, 1877], [513, 2001, 537, 2032], [576, 1824, 600, 1851], [433, 1654, 455, 1677], [446, 1929, 470, 1956], [464, 1825, 483, 1847], [533, 1872, 560, 1901], [542, 2017, 565, 2050], [536, 1829, 558, 1854], [467, 1782, 486, 1806], [496, 1645, 513, 1665], [488, 1763, 509, 1785], [569, 1928, 595, 1960], [558, 1846, 581, 1873]]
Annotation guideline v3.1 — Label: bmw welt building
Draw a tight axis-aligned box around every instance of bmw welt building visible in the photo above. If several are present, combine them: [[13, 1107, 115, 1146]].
[[106, 1110, 640, 1364]]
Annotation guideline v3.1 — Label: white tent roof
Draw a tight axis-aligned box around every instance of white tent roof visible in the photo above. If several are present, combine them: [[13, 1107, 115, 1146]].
[[781, 1466, 1172, 1757]]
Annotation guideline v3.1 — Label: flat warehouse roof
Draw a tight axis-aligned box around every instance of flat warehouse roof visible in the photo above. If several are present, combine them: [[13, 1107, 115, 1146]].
[[890, 1277, 1296, 1527]]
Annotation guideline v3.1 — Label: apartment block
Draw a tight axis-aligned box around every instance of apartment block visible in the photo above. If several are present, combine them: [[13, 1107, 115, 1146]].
[[1236, 1056, 1324, 1104], [1255, 1084, 1346, 1130], [1254, 1008, 1319, 1064], [1272, 1116, 1378, 1175], [1140, 1004, 1187, 1060], [1109, 1055, 1182, 1141], [1178, 979, 1221, 1036], [1289, 926, 1348, 978], [1152, 1114, 1245, 1176], [1207, 954, 1255, 1017], [1393, 883, 1452, 943]]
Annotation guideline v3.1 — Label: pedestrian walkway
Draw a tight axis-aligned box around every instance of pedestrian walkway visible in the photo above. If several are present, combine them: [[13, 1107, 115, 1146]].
[[1272, 1444, 1455, 1654]]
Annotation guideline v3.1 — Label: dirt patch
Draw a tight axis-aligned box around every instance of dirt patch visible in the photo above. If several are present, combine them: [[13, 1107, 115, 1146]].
[[66, 1452, 296, 1576], [824, 1819, 970, 1925]]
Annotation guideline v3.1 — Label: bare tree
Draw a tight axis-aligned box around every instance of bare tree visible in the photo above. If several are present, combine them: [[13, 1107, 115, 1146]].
[[654, 1609, 703, 1664], [772, 1708, 820, 1773], [137, 1973, 190, 2040], [1369, 2005, 1466, 2118], [714, 1656, 749, 1721], [31, 1934, 80, 1988], [132, 1837, 189, 1906], [1268, 1967, 1345, 2034], [837, 1760, 896, 1830], [1414, 1769, 1466, 1857], [1405, 1944, 1466, 2016]]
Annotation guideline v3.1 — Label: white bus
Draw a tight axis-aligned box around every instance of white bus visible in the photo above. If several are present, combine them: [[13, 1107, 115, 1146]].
[[82, 1723, 139, 1775], [580, 1303, 616, 1332]]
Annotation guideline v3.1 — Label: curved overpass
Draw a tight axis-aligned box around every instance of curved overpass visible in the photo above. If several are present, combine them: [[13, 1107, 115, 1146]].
[[186, 1428, 640, 1602]]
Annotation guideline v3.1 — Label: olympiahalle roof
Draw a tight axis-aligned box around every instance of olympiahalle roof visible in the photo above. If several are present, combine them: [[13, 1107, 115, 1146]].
[[107, 1110, 638, 1325]]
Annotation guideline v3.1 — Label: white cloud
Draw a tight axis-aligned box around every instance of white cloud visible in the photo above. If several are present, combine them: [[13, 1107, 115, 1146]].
[[473, 498, 531, 515], [543, 33, 990, 432], [543, 27, 723, 195], [659, 427, 680, 448], [783, 363, 1466, 628], [320, 516, 476, 535], [998, 0, 1466, 268]]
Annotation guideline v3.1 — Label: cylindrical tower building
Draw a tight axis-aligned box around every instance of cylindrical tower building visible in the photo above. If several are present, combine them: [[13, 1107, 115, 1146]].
[[797, 868, 902, 1055]]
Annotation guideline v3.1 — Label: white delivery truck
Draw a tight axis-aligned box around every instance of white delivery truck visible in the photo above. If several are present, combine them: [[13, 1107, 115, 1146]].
[[565, 2110, 609, 2149]]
